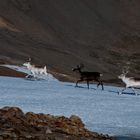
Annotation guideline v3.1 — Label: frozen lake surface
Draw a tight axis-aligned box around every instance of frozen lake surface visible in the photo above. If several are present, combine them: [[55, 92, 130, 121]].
[[0, 75, 140, 140]]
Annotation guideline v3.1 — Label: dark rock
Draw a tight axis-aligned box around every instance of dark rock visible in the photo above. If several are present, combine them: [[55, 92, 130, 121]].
[[0, 107, 24, 118], [0, 107, 115, 140]]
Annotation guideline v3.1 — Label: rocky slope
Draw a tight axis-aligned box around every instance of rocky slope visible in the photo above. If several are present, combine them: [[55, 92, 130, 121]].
[[0, 66, 27, 78], [0, 107, 115, 140], [0, 0, 140, 84]]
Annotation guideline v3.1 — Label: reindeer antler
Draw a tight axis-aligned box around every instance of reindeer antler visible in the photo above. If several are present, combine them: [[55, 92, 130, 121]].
[[28, 57, 31, 62], [79, 63, 84, 69], [122, 66, 129, 75]]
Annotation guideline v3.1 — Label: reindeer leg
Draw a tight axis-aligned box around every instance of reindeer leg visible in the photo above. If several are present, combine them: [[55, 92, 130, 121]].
[[119, 87, 126, 95], [87, 80, 89, 89], [75, 79, 83, 87], [100, 81, 104, 90], [97, 80, 104, 90], [97, 82, 100, 88], [25, 74, 30, 78], [131, 87, 137, 95], [96, 79, 100, 89], [30, 70, 36, 78]]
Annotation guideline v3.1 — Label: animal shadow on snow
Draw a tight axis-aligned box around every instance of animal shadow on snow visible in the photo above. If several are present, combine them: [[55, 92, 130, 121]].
[[24, 75, 45, 81], [120, 91, 140, 96], [67, 84, 140, 95], [66, 84, 97, 90]]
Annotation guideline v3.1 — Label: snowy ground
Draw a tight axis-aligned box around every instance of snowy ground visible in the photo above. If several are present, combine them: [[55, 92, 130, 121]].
[[0, 66, 140, 140]]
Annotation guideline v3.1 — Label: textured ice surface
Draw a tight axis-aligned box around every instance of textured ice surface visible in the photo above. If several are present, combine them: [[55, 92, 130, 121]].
[[0, 75, 140, 139]]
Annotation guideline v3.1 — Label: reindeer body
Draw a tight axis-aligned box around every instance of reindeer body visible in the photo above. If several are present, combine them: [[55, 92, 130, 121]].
[[121, 76, 140, 88], [118, 73, 140, 95], [79, 71, 101, 80], [72, 65, 104, 90], [23, 62, 47, 77]]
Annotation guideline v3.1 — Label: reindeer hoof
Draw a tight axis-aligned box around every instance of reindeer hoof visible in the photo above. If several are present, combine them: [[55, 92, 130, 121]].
[[118, 92, 122, 95]]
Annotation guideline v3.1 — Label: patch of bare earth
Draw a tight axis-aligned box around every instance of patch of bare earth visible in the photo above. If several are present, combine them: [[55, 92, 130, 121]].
[[0, 66, 26, 78]]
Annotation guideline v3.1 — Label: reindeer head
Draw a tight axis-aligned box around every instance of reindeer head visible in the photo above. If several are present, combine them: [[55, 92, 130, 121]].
[[72, 64, 84, 72], [23, 57, 32, 68], [23, 62, 31, 68], [118, 67, 129, 79]]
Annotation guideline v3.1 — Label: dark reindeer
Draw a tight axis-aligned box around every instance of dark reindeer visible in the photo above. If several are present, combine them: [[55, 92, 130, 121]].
[[72, 64, 104, 90]]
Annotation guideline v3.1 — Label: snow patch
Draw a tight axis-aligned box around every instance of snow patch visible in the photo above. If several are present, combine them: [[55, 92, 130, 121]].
[[1, 64, 57, 81]]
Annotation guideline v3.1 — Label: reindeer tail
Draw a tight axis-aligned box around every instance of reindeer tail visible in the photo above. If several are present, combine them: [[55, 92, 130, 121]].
[[100, 73, 103, 77], [44, 66, 47, 74]]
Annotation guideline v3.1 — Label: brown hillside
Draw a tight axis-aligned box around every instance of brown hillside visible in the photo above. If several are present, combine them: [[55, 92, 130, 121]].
[[0, 0, 140, 84]]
